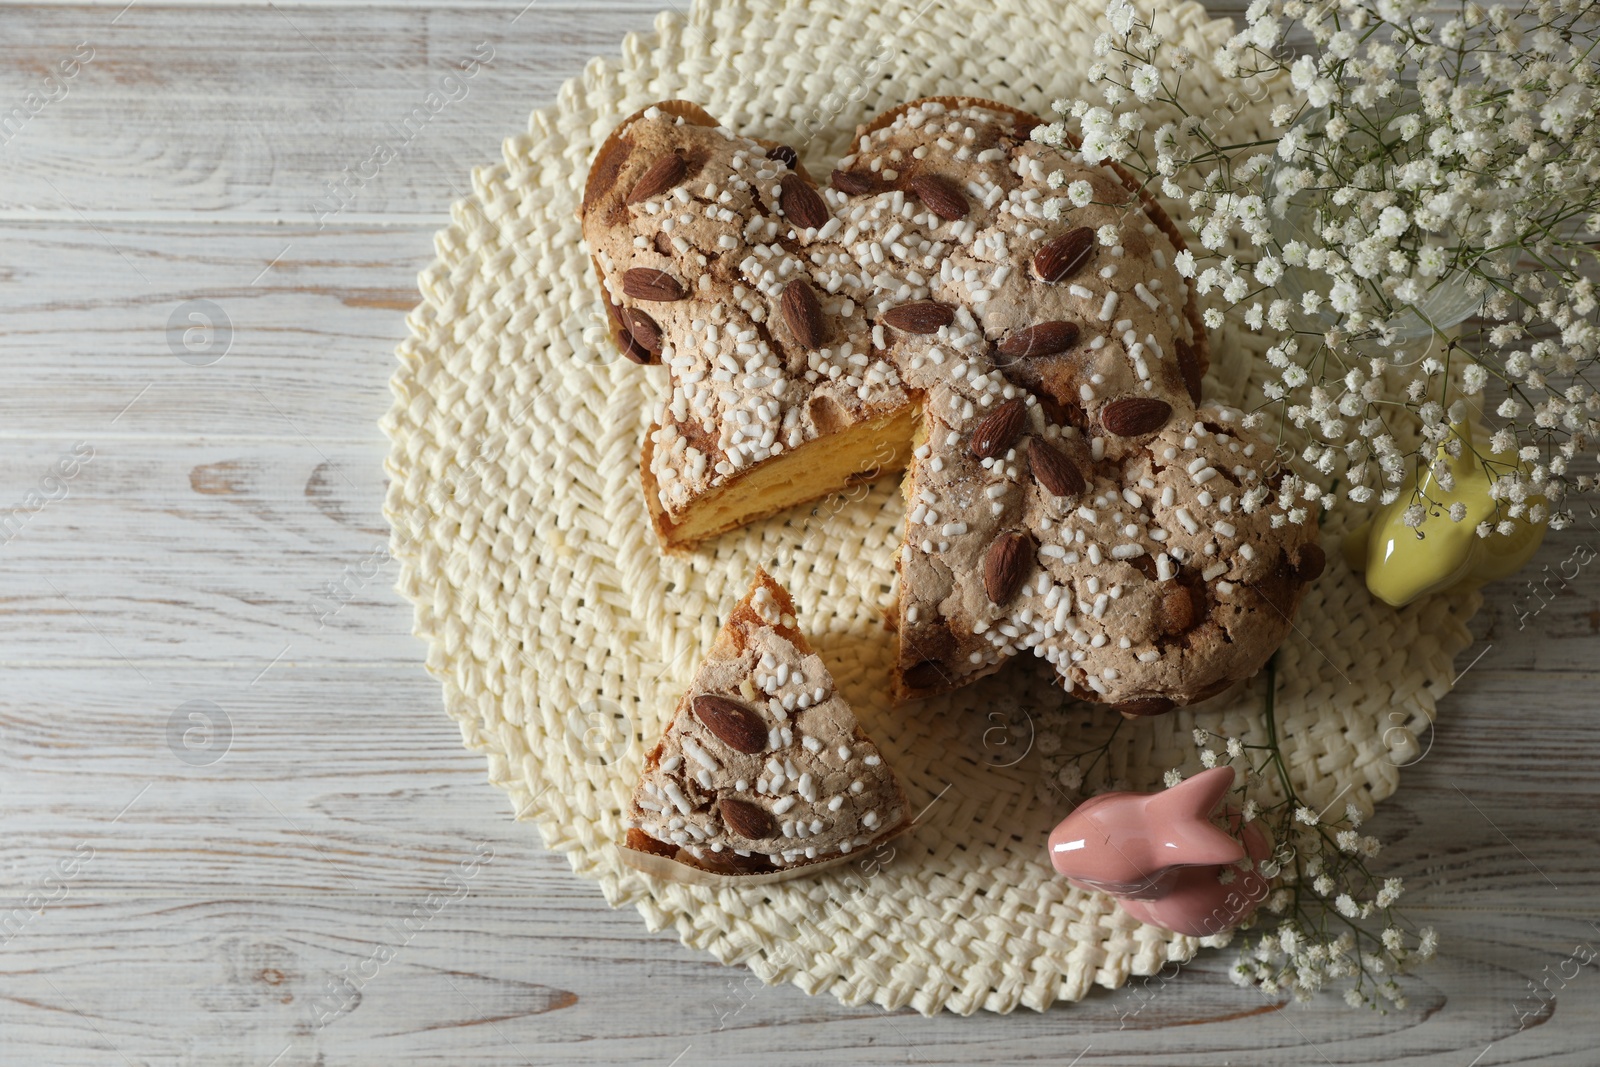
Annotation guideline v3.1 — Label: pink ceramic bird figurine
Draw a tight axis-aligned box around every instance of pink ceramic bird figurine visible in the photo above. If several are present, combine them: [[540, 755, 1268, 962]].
[[1047, 766, 1273, 937]]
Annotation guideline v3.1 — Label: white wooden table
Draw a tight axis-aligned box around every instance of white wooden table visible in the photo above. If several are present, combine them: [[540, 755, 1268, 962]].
[[2, 2, 1597, 1062]]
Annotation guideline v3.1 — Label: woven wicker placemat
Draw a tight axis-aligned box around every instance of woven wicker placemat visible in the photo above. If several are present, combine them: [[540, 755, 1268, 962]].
[[380, 0, 1479, 1014]]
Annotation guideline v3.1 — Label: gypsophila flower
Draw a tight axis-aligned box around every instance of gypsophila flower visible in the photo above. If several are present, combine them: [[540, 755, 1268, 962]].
[[1130, 63, 1162, 101], [1107, 0, 1135, 36], [1057, 762, 1083, 792], [1036, 0, 1600, 537]]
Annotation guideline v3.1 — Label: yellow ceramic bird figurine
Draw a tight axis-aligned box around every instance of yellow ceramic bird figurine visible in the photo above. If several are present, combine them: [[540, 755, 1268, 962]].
[[1345, 422, 1546, 608]]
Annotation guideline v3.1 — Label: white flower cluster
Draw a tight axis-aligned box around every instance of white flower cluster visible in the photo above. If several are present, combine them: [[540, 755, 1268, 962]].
[[1232, 919, 1438, 1008], [1036, 0, 1600, 533], [1039, 691, 1442, 1012], [1185, 722, 1439, 1009]]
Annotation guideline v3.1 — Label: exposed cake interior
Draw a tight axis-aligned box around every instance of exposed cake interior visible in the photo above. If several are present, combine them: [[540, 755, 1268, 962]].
[[643, 405, 919, 547]]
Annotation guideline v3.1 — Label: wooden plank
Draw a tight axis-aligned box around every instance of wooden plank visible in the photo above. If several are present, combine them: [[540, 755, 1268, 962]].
[[0, 667, 550, 896], [0, 5, 653, 218], [0, 221, 430, 438], [0, 898, 1594, 1064], [2, 0, 1596, 1060], [0, 436, 413, 662]]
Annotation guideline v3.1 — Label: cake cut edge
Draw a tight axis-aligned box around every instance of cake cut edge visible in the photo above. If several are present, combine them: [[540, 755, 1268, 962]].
[[640, 405, 919, 552]]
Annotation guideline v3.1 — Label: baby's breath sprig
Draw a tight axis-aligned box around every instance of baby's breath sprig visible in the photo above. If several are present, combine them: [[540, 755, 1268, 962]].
[[1038, 714, 1125, 797], [1041, 656, 1438, 1009], [1035, 0, 1600, 536], [1195, 657, 1437, 1008]]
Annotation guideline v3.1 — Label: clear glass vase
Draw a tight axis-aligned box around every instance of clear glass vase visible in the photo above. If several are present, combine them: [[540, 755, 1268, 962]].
[[1270, 199, 1482, 347], [1266, 92, 1484, 348]]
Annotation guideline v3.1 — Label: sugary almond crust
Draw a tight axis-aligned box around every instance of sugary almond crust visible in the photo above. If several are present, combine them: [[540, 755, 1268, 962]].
[[622, 570, 911, 879], [584, 97, 1322, 713]]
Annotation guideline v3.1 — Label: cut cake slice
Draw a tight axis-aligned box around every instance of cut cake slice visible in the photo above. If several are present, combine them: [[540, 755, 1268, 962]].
[[621, 570, 910, 883]]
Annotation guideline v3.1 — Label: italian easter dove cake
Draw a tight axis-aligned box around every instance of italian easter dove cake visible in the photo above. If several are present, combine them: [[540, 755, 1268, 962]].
[[580, 95, 1324, 720]]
